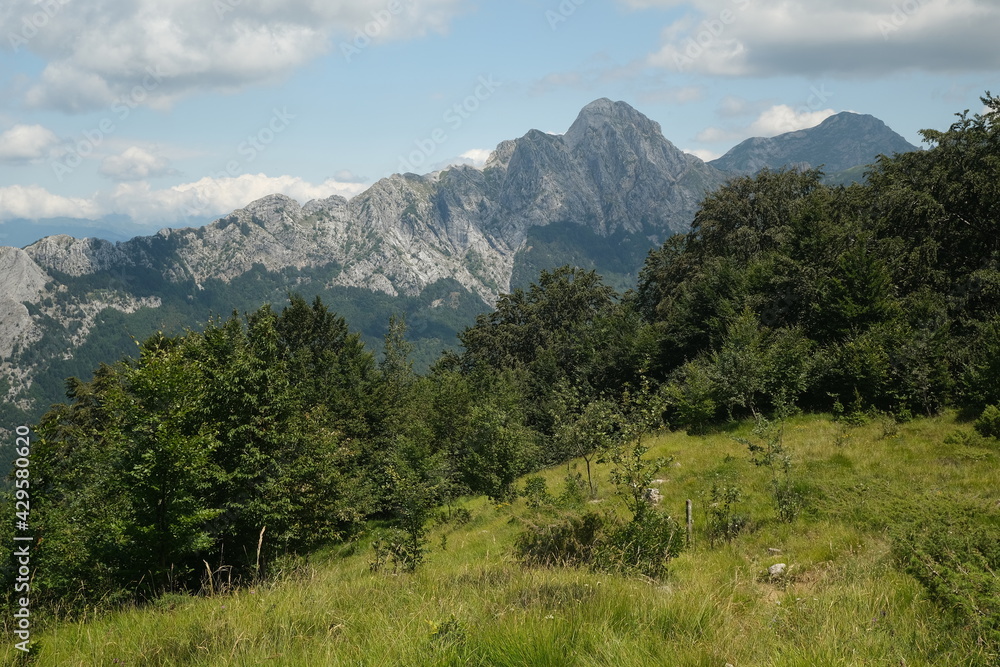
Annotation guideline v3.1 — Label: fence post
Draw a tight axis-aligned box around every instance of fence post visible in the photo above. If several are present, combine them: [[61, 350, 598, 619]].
[[686, 499, 693, 546]]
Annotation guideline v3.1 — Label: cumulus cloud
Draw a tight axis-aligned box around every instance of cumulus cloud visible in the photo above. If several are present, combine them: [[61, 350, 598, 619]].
[[423, 148, 493, 173], [100, 146, 177, 181], [0, 174, 369, 223], [0, 124, 62, 163], [459, 148, 491, 166], [629, 0, 1000, 76], [696, 104, 837, 143], [747, 105, 837, 136], [3, 0, 468, 112], [0, 185, 102, 220], [682, 147, 721, 162]]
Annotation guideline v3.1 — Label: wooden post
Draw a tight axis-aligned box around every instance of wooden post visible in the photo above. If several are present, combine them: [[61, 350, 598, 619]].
[[686, 499, 693, 546]]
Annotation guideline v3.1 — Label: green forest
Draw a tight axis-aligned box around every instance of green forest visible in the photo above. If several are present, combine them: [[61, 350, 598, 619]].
[[3, 95, 1000, 664]]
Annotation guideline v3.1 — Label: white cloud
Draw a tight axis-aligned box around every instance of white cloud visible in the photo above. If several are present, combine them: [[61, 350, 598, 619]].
[[459, 148, 491, 167], [424, 149, 493, 173], [0, 124, 62, 163], [100, 146, 177, 181], [3, 0, 468, 112], [0, 174, 368, 223], [631, 0, 1000, 76], [747, 105, 836, 137], [683, 148, 721, 162], [697, 104, 837, 143], [0, 185, 102, 220]]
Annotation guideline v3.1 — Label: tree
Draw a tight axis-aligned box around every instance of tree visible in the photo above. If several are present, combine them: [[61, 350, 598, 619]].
[[549, 384, 619, 497]]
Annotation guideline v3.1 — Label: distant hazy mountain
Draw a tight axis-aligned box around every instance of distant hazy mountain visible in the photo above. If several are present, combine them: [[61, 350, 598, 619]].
[[0, 216, 178, 249], [709, 112, 919, 178], [0, 100, 917, 423]]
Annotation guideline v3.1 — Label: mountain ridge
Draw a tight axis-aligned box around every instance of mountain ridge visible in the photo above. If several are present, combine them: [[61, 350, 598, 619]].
[[709, 111, 919, 175], [0, 99, 918, 421]]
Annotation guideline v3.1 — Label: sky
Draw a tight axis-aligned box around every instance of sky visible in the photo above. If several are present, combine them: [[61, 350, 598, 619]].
[[0, 0, 997, 244]]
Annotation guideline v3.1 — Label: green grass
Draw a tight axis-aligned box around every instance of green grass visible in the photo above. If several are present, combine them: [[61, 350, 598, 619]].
[[9, 412, 1000, 665]]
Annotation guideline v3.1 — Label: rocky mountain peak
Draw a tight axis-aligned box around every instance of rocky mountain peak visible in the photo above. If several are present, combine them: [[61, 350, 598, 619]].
[[710, 111, 919, 175], [564, 98, 664, 152], [240, 193, 303, 226], [0, 246, 48, 302]]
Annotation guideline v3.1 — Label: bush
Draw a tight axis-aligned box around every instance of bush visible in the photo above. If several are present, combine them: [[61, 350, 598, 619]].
[[515, 509, 685, 580], [369, 528, 425, 574], [892, 506, 1000, 654], [592, 512, 685, 580], [707, 484, 748, 546], [521, 476, 551, 509], [974, 404, 1000, 439], [558, 472, 589, 508], [515, 512, 605, 567]]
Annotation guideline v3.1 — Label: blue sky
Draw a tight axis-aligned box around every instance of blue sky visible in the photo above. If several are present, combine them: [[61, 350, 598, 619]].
[[0, 0, 996, 242]]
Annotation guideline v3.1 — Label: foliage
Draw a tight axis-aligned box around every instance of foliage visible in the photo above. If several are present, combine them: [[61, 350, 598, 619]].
[[663, 359, 717, 434], [515, 512, 605, 568], [974, 405, 1000, 439], [520, 476, 551, 510], [369, 528, 425, 574], [892, 505, 1000, 656], [706, 483, 748, 547], [736, 413, 803, 523], [591, 511, 684, 580], [549, 385, 620, 496], [26, 296, 390, 608]]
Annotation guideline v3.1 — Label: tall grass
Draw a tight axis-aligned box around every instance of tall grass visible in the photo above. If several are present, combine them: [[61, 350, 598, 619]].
[[7, 411, 998, 665]]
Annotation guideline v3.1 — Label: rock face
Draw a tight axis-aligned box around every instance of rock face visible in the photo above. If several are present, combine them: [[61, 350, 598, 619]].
[[710, 112, 918, 176], [0, 247, 49, 360], [20, 99, 727, 307]]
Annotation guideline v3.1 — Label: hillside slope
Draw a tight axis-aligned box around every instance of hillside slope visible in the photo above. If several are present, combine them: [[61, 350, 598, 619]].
[[14, 412, 998, 666]]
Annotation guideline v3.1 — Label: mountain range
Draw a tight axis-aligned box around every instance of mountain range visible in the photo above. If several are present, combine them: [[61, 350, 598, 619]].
[[0, 99, 917, 423]]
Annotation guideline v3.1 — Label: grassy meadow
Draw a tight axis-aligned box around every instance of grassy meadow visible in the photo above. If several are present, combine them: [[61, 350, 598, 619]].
[[9, 411, 999, 666]]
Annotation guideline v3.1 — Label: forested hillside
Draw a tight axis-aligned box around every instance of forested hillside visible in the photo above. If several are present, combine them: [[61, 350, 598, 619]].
[[3, 94, 999, 663]]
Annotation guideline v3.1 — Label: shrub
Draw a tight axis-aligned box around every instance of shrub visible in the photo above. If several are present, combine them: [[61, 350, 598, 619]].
[[558, 472, 589, 508], [974, 404, 1000, 439], [369, 528, 425, 573], [592, 512, 685, 580], [521, 476, 551, 509], [892, 507, 1000, 654], [737, 414, 804, 523], [515, 512, 605, 567], [706, 484, 748, 546], [515, 509, 685, 580]]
